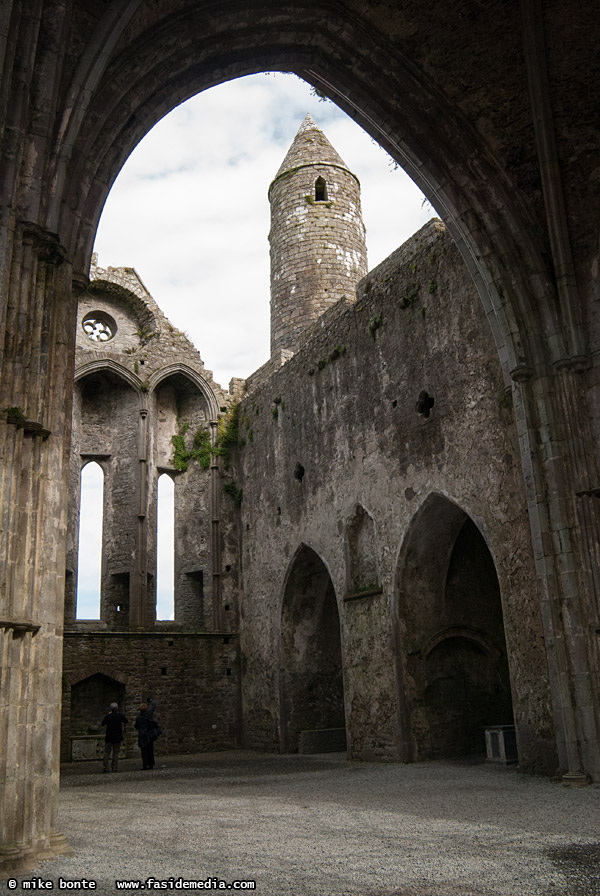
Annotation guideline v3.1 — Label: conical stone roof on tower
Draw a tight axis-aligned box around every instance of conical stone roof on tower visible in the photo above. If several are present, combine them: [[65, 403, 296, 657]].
[[268, 114, 368, 356]]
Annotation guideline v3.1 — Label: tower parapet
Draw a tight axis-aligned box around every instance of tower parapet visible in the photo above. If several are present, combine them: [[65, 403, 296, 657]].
[[268, 114, 368, 356]]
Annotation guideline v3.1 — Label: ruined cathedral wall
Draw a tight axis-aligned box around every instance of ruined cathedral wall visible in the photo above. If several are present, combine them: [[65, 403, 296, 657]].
[[237, 221, 556, 772], [62, 274, 242, 759]]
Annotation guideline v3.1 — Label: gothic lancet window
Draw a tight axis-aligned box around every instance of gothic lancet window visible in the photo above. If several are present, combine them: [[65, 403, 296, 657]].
[[76, 461, 104, 619], [156, 473, 175, 620]]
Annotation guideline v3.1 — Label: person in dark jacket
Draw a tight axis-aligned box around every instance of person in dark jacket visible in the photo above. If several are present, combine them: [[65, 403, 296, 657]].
[[135, 697, 157, 770], [101, 702, 128, 773]]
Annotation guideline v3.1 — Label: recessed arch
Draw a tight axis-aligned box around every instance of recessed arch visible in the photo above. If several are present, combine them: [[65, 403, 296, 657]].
[[150, 364, 220, 420], [279, 544, 346, 753], [345, 504, 379, 594], [68, 672, 126, 744], [74, 359, 144, 394], [394, 492, 514, 762]]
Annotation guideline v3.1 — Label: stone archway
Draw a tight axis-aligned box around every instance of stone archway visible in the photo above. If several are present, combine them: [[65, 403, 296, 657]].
[[2, 0, 599, 875], [279, 545, 346, 754], [395, 495, 514, 762]]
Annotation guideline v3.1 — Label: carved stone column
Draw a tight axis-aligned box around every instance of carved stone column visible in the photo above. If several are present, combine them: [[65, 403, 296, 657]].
[[512, 360, 600, 784], [0, 224, 76, 876], [210, 420, 223, 630], [129, 405, 149, 630]]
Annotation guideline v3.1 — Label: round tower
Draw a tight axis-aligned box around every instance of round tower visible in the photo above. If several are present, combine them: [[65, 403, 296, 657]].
[[268, 114, 368, 356]]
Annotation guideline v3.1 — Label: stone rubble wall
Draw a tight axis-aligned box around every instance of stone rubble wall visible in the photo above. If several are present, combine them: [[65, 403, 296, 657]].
[[61, 633, 240, 760]]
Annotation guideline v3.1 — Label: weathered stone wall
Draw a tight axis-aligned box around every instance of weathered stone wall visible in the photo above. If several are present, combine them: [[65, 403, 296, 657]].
[[65, 261, 233, 629], [62, 263, 242, 761], [61, 633, 240, 761], [236, 220, 557, 773]]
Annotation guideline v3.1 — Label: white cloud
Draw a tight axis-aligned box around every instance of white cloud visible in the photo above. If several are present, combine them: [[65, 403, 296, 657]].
[[93, 72, 431, 388]]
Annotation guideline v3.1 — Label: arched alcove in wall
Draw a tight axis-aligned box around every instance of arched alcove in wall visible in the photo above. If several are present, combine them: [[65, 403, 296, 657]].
[[69, 673, 126, 740], [346, 504, 379, 595], [279, 545, 346, 753], [395, 494, 514, 761]]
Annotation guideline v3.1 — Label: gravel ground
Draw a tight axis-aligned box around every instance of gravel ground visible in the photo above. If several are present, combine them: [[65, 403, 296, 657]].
[[6, 752, 599, 896]]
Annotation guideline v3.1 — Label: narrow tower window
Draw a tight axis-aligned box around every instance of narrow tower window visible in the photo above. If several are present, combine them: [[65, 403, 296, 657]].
[[315, 177, 328, 201], [156, 473, 175, 620], [76, 461, 104, 619]]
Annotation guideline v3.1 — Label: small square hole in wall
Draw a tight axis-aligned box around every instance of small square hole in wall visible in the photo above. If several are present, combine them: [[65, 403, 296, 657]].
[[224, 604, 230, 611], [168, 640, 174, 647], [161, 667, 167, 676], [223, 636, 230, 644], [225, 565, 231, 572], [226, 668, 232, 676]]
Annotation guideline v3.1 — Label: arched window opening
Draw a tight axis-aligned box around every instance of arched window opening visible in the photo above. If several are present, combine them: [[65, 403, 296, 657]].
[[315, 176, 328, 201], [156, 473, 175, 620], [76, 461, 104, 620]]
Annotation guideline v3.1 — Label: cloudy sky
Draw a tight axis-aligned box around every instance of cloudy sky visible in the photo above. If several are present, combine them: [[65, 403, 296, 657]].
[[80, 72, 433, 619], [93, 71, 432, 390]]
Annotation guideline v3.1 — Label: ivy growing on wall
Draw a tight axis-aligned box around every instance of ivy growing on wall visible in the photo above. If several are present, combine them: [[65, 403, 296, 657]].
[[214, 403, 242, 469], [170, 405, 244, 504], [171, 420, 212, 472], [222, 481, 243, 507]]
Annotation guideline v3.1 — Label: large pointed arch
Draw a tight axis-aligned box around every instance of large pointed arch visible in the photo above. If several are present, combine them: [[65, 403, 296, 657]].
[[393, 492, 515, 763], [46, 7, 571, 379], [278, 543, 346, 754]]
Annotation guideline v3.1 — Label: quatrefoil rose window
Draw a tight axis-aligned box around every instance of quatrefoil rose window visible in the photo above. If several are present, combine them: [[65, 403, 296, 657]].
[[82, 311, 117, 342]]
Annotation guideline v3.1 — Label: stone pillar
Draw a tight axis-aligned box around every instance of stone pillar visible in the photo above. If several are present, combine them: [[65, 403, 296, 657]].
[[210, 420, 223, 630], [512, 361, 600, 783], [130, 405, 149, 629], [0, 224, 76, 876]]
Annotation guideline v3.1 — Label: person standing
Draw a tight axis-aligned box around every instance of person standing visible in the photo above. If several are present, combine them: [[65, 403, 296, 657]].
[[101, 702, 128, 773], [135, 697, 157, 770]]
